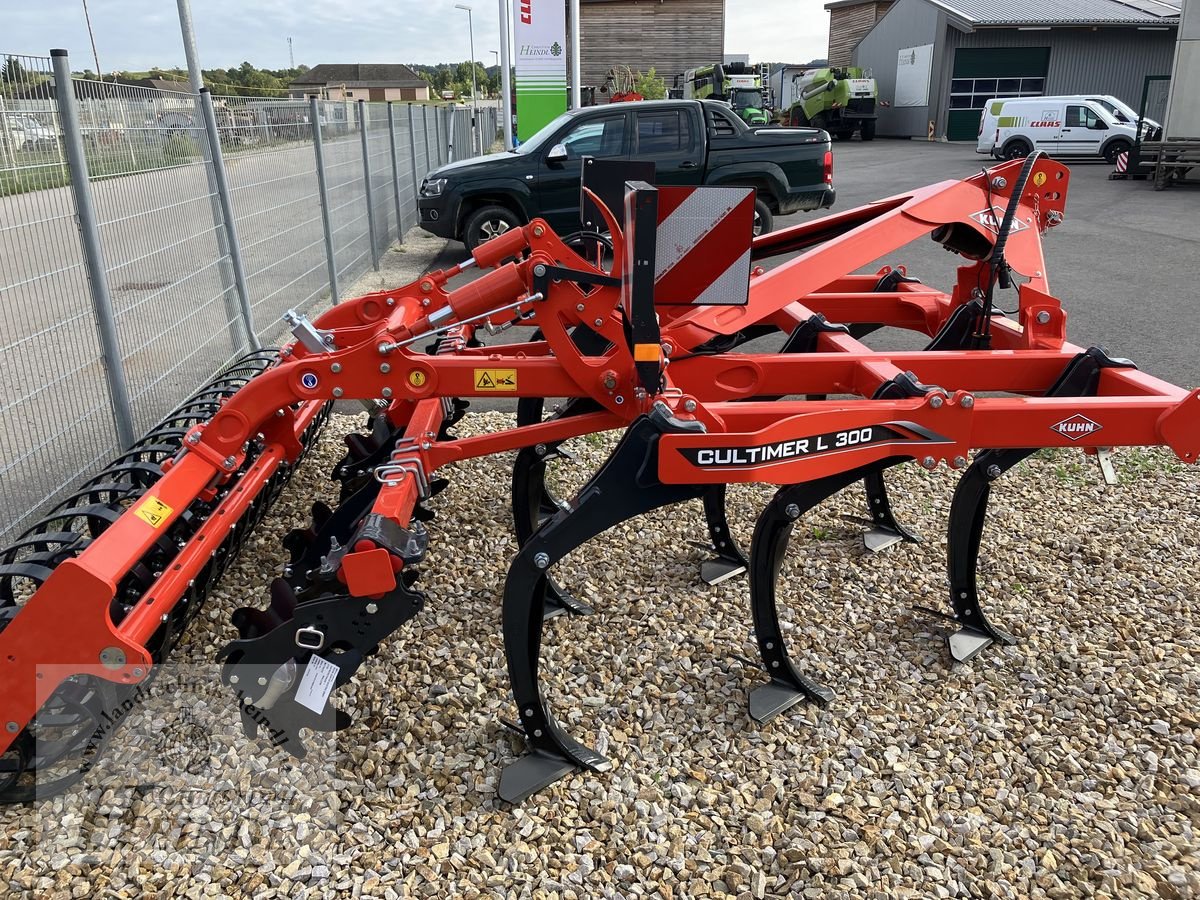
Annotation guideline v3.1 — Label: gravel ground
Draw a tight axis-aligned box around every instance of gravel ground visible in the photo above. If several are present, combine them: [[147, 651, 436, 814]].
[[1, 402, 1197, 898]]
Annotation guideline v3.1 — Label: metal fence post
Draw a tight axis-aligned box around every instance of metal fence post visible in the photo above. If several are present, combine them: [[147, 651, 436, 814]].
[[310, 96, 340, 304], [198, 89, 259, 347], [358, 100, 380, 271], [423, 105, 434, 169], [434, 106, 444, 165], [386, 102, 405, 242], [407, 104, 421, 208], [50, 49, 136, 448]]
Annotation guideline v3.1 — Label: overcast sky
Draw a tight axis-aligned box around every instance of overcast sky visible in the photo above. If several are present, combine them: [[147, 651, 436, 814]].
[[4, 0, 831, 74]]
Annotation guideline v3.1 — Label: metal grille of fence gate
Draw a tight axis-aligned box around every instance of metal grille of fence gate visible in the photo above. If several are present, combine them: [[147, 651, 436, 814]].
[[0, 48, 501, 543]]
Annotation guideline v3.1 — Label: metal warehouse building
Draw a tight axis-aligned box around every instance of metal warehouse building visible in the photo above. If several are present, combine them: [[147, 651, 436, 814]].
[[578, 0, 725, 90], [829, 0, 1180, 139]]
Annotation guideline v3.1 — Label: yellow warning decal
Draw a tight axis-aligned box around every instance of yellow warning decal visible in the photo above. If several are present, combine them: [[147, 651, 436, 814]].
[[408, 369, 427, 387], [135, 495, 173, 529], [474, 368, 517, 392], [1032, 171, 1047, 187]]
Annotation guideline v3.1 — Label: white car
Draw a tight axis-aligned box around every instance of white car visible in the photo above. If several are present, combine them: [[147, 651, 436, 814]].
[[975, 97, 1138, 163], [1, 114, 57, 151]]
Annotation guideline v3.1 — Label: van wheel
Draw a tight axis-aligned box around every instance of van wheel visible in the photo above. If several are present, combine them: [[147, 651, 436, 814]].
[[1103, 139, 1132, 165], [1002, 139, 1032, 160], [752, 198, 774, 236], [463, 205, 521, 252]]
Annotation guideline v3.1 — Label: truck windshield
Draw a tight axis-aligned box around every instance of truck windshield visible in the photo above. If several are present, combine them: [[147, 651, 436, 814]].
[[730, 90, 761, 110], [512, 111, 576, 154]]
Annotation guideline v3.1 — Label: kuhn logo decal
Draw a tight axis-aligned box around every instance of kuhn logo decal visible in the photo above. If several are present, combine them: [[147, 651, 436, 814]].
[[1051, 414, 1101, 441], [971, 207, 1030, 235], [681, 422, 947, 469]]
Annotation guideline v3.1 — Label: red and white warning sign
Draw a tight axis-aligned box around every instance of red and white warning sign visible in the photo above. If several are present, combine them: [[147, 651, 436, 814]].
[[653, 186, 755, 305]]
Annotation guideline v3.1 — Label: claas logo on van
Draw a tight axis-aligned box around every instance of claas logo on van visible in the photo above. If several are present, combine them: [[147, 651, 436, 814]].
[[1030, 120, 1062, 128]]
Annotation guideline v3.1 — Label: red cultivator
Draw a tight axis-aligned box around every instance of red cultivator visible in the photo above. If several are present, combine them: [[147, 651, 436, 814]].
[[2, 154, 1197, 803]]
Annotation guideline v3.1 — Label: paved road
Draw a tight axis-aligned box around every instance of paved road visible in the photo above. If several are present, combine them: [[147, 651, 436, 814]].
[[431, 140, 1200, 397]]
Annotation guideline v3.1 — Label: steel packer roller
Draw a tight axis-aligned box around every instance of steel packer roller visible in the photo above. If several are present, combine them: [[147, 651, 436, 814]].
[[0, 154, 1196, 804]]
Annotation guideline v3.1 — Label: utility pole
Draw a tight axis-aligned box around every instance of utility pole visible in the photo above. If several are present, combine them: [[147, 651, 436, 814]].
[[288, 37, 294, 69], [455, 4, 481, 155], [569, 0, 581, 108]]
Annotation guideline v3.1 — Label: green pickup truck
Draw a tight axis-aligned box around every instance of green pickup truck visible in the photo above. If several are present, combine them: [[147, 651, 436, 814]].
[[418, 99, 835, 250]]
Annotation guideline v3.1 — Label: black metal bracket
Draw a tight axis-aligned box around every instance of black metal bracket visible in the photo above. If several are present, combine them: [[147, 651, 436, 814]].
[[351, 513, 428, 565], [531, 264, 621, 298], [218, 576, 425, 757], [623, 181, 663, 395], [874, 268, 922, 293]]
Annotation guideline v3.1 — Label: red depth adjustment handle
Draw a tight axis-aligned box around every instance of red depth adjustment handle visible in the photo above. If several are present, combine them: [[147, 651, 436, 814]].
[[338, 513, 430, 599]]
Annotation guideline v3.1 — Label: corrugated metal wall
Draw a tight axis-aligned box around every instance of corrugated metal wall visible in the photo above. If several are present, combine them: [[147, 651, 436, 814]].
[[853, 0, 947, 136], [854, 0, 1178, 139], [579, 0, 724, 90], [943, 27, 1177, 135]]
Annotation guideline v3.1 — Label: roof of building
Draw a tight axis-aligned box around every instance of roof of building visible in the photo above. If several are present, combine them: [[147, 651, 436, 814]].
[[135, 77, 192, 92], [826, 0, 1179, 22], [289, 64, 429, 89], [824, 0, 893, 8], [921, 0, 1179, 25]]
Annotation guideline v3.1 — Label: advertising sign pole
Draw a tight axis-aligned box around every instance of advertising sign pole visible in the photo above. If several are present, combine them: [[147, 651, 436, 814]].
[[514, 0, 568, 141]]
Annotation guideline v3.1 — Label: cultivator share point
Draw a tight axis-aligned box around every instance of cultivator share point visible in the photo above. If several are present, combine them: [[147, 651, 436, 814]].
[[3, 153, 1198, 803]]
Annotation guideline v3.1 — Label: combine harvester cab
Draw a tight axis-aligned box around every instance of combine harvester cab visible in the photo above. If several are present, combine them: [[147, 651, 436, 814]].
[[1, 155, 1197, 804]]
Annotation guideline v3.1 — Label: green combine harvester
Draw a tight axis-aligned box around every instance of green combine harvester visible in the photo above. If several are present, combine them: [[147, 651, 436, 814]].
[[683, 63, 770, 126], [785, 66, 878, 141]]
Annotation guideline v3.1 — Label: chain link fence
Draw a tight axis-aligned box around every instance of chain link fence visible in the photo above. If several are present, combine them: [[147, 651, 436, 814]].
[[0, 49, 498, 541]]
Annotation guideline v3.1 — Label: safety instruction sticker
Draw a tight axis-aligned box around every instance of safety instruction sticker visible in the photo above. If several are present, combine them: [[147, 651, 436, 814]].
[[295, 654, 339, 714], [134, 495, 173, 529], [474, 369, 517, 391]]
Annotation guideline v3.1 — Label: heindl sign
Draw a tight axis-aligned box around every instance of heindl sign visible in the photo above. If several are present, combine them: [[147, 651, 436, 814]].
[[514, 0, 567, 142]]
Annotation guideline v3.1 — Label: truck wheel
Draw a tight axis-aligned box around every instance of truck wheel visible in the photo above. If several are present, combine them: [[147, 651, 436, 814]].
[[463, 205, 521, 251], [753, 198, 773, 236], [1103, 139, 1131, 165], [1002, 139, 1032, 160], [860, 120, 877, 141]]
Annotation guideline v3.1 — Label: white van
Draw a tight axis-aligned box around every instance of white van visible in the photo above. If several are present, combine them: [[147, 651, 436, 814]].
[[1083, 95, 1160, 132], [975, 97, 1139, 163]]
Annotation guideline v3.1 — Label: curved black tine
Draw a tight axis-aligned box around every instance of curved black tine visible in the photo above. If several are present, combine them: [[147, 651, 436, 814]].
[[500, 407, 705, 803], [943, 448, 1030, 662], [746, 458, 908, 723], [511, 443, 595, 619], [697, 485, 749, 585], [857, 468, 921, 552], [938, 347, 1125, 661]]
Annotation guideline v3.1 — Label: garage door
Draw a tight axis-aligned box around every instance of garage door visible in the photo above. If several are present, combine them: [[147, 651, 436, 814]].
[[947, 47, 1050, 141]]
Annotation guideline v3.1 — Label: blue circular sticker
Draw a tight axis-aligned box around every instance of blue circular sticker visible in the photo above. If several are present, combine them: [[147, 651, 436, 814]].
[[300, 372, 318, 390]]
